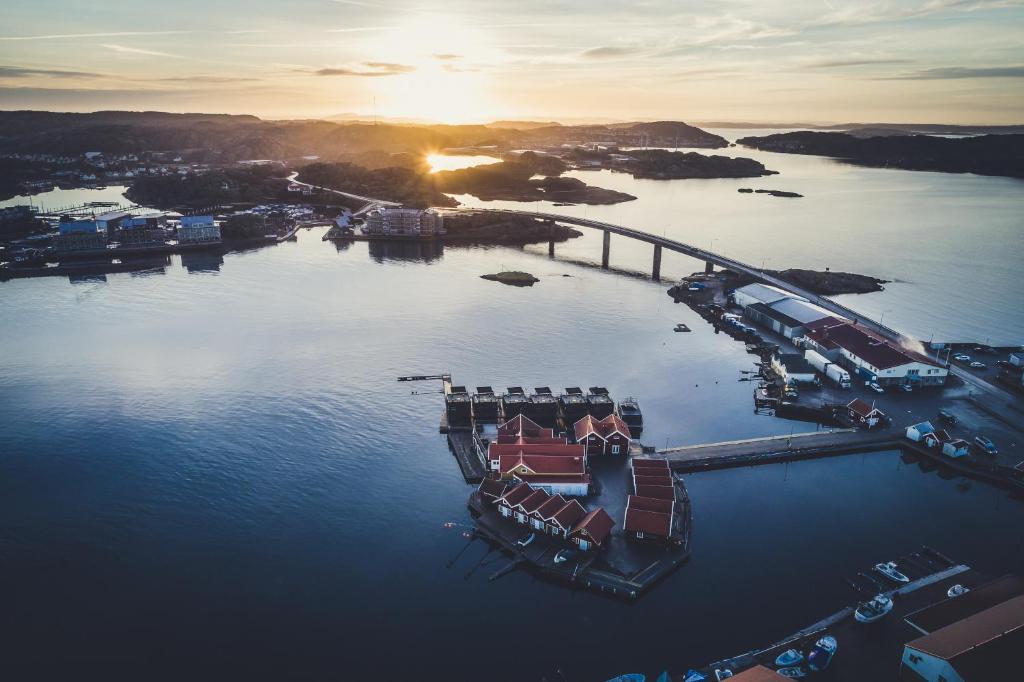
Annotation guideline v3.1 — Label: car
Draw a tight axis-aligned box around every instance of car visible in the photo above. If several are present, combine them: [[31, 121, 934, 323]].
[[997, 360, 1014, 369], [900, 384, 913, 393], [868, 382, 885, 394], [953, 353, 971, 362], [516, 533, 536, 547], [938, 410, 958, 424], [974, 436, 998, 455], [969, 361, 987, 369]]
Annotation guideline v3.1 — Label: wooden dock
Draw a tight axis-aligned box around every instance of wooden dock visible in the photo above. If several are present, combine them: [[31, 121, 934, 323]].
[[657, 428, 899, 472], [448, 431, 487, 483]]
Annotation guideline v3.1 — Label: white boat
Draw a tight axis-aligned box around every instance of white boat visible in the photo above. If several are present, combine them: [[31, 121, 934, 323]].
[[714, 669, 733, 681], [774, 649, 804, 667], [855, 594, 894, 623], [874, 561, 910, 583], [776, 667, 807, 678], [947, 584, 970, 598], [807, 635, 838, 672]]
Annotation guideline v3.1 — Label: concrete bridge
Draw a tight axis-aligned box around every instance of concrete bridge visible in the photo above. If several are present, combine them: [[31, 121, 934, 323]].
[[439, 207, 907, 341]]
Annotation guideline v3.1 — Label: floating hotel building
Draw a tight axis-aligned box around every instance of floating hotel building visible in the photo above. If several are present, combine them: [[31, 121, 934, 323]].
[[361, 207, 445, 237]]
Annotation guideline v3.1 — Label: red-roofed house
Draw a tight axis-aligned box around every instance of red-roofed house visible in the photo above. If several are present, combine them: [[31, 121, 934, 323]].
[[631, 458, 669, 471], [847, 398, 886, 428], [635, 484, 676, 501], [477, 478, 507, 504], [573, 414, 632, 456], [497, 414, 555, 440], [634, 472, 673, 488], [499, 453, 591, 496], [530, 494, 568, 532], [624, 507, 674, 542], [512, 488, 552, 524], [805, 322, 947, 387], [495, 482, 533, 521], [569, 508, 615, 551], [487, 442, 585, 471], [543, 499, 587, 538]]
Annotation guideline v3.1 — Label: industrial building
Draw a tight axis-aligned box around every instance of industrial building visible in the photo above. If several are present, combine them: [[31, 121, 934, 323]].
[[771, 353, 818, 385], [361, 207, 445, 237], [803, 321, 948, 387], [54, 219, 105, 251], [177, 215, 221, 244], [732, 283, 802, 310]]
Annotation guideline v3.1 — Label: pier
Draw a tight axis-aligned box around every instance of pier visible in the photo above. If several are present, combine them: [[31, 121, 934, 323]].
[[657, 428, 900, 472], [447, 431, 487, 483]]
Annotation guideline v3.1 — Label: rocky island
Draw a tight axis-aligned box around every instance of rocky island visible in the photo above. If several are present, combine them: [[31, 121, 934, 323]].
[[442, 212, 583, 245], [480, 271, 539, 286], [737, 131, 1024, 178], [769, 268, 888, 295], [738, 188, 803, 198], [577, 148, 776, 179]]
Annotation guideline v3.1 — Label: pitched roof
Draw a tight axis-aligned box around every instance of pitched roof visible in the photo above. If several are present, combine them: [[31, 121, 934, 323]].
[[499, 453, 587, 477], [906, 593, 1024, 676], [631, 458, 670, 470], [910, 421, 936, 435], [571, 508, 615, 545], [534, 494, 569, 519], [728, 665, 789, 681], [496, 482, 533, 507], [634, 484, 676, 501], [634, 473, 673, 487], [624, 507, 673, 537], [488, 443, 585, 460], [477, 478, 507, 499], [550, 499, 587, 528], [517, 489, 552, 514], [905, 575, 1024, 635], [497, 413, 544, 436], [627, 495, 674, 515], [514, 473, 591, 486], [735, 283, 801, 306], [496, 434, 564, 445], [847, 398, 883, 418], [574, 414, 600, 441], [768, 298, 837, 326]]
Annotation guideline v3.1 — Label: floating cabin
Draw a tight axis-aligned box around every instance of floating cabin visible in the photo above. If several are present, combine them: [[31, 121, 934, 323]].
[[445, 385, 472, 428], [559, 387, 590, 426], [471, 386, 500, 423], [574, 413, 632, 456], [526, 387, 559, 428], [501, 386, 530, 420], [586, 386, 615, 419]]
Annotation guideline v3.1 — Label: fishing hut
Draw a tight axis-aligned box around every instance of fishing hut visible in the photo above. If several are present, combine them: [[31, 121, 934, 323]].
[[471, 386, 500, 423], [501, 387, 530, 420], [559, 387, 589, 426], [587, 387, 615, 419], [445, 385, 473, 429], [527, 387, 559, 428]]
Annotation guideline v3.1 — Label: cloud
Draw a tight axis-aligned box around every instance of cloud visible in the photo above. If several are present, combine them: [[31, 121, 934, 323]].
[[581, 45, 643, 59], [310, 62, 415, 76], [0, 30, 190, 41], [157, 75, 261, 83], [805, 58, 914, 68], [102, 44, 186, 59], [884, 65, 1024, 79], [0, 65, 105, 78], [433, 53, 462, 61], [323, 26, 398, 33]]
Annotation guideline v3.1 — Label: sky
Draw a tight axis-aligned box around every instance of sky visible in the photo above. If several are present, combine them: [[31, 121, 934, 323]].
[[2, 0, 1023, 124]]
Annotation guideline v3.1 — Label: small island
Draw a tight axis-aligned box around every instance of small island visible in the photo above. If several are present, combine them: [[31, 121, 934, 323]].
[[480, 271, 539, 286], [442, 212, 583, 245], [769, 268, 888, 295], [575, 148, 776, 179], [738, 188, 803, 198]]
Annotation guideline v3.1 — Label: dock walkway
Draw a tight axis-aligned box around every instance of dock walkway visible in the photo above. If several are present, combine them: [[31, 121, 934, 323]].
[[448, 431, 487, 483], [657, 428, 899, 472]]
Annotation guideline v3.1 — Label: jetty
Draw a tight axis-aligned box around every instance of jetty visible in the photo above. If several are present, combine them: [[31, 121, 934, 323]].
[[657, 428, 899, 472], [694, 549, 975, 681]]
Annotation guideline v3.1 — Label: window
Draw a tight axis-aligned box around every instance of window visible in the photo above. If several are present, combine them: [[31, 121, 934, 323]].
[[611, 444, 621, 455]]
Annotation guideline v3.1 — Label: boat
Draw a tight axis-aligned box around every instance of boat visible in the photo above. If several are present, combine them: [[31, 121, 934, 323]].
[[948, 584, 970, 598], [674, 323, 691, 332], [554, 549, 576, 564], [605, 675, 645, 682], [874, 561, 910, 583], [855, 594, 894, 623], [714, 669, 733, 680], [683, 671, 707, 682], [807, 635, 837, 672], [617, 396, 644, 435], [776, 668, 807, 678], [774, 649, 804, 667]]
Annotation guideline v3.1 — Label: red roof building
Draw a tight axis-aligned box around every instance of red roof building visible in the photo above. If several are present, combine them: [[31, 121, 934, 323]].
[[495, 482, 534, 521], [487, 442, 585, 471], [477, 478, 507, 503], [573, 414, 632, 456], [499, 453, 591, 496], [624, 495, 675, 541], [847, 398, 886, 428], [634, 484, 676, 501], [497, 414, 555, 440], [569, 507, 615, 550], [634, 472, 673, 488], [631, 458, 670, 471], [544, 499, 588, 537]]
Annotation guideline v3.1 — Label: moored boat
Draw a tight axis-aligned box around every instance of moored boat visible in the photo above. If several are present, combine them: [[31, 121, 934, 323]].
[[776, 667, 807, 678], [874, 561, 910, 583], [855, 594, 894, 623], [774, 649, 804, 667], [617, 396, 644, 435], [947, 583, 969, 598], [606, 675, 645, 682], [807, 635, 837, 672]]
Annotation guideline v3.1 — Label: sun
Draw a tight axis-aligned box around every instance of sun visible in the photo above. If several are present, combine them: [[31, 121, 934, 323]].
[[359, 15, 498, 124]]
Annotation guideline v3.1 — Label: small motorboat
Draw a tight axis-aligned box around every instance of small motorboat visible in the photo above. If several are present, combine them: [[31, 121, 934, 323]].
[[554, 549, 577, 564], [605, 675, 644, 682], [948, 584, 970, 598], [714, 669, 733, 681], [774, 649, 804, 667], [807, 635, 838, 672], [683, 671, 707, 682], [855, 594, 894, 623], [874, 561, 910, 583], [776, 667, 807, 679], [674, 323, 691, 332]]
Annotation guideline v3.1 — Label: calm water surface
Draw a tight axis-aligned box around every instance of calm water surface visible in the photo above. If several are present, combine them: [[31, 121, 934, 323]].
[[2, 224, 1024, 680]]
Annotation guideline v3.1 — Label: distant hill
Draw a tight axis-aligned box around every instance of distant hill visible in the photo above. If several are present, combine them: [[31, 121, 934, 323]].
[[485, 120, 562, 130], [737, 131, 1024, 178]]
